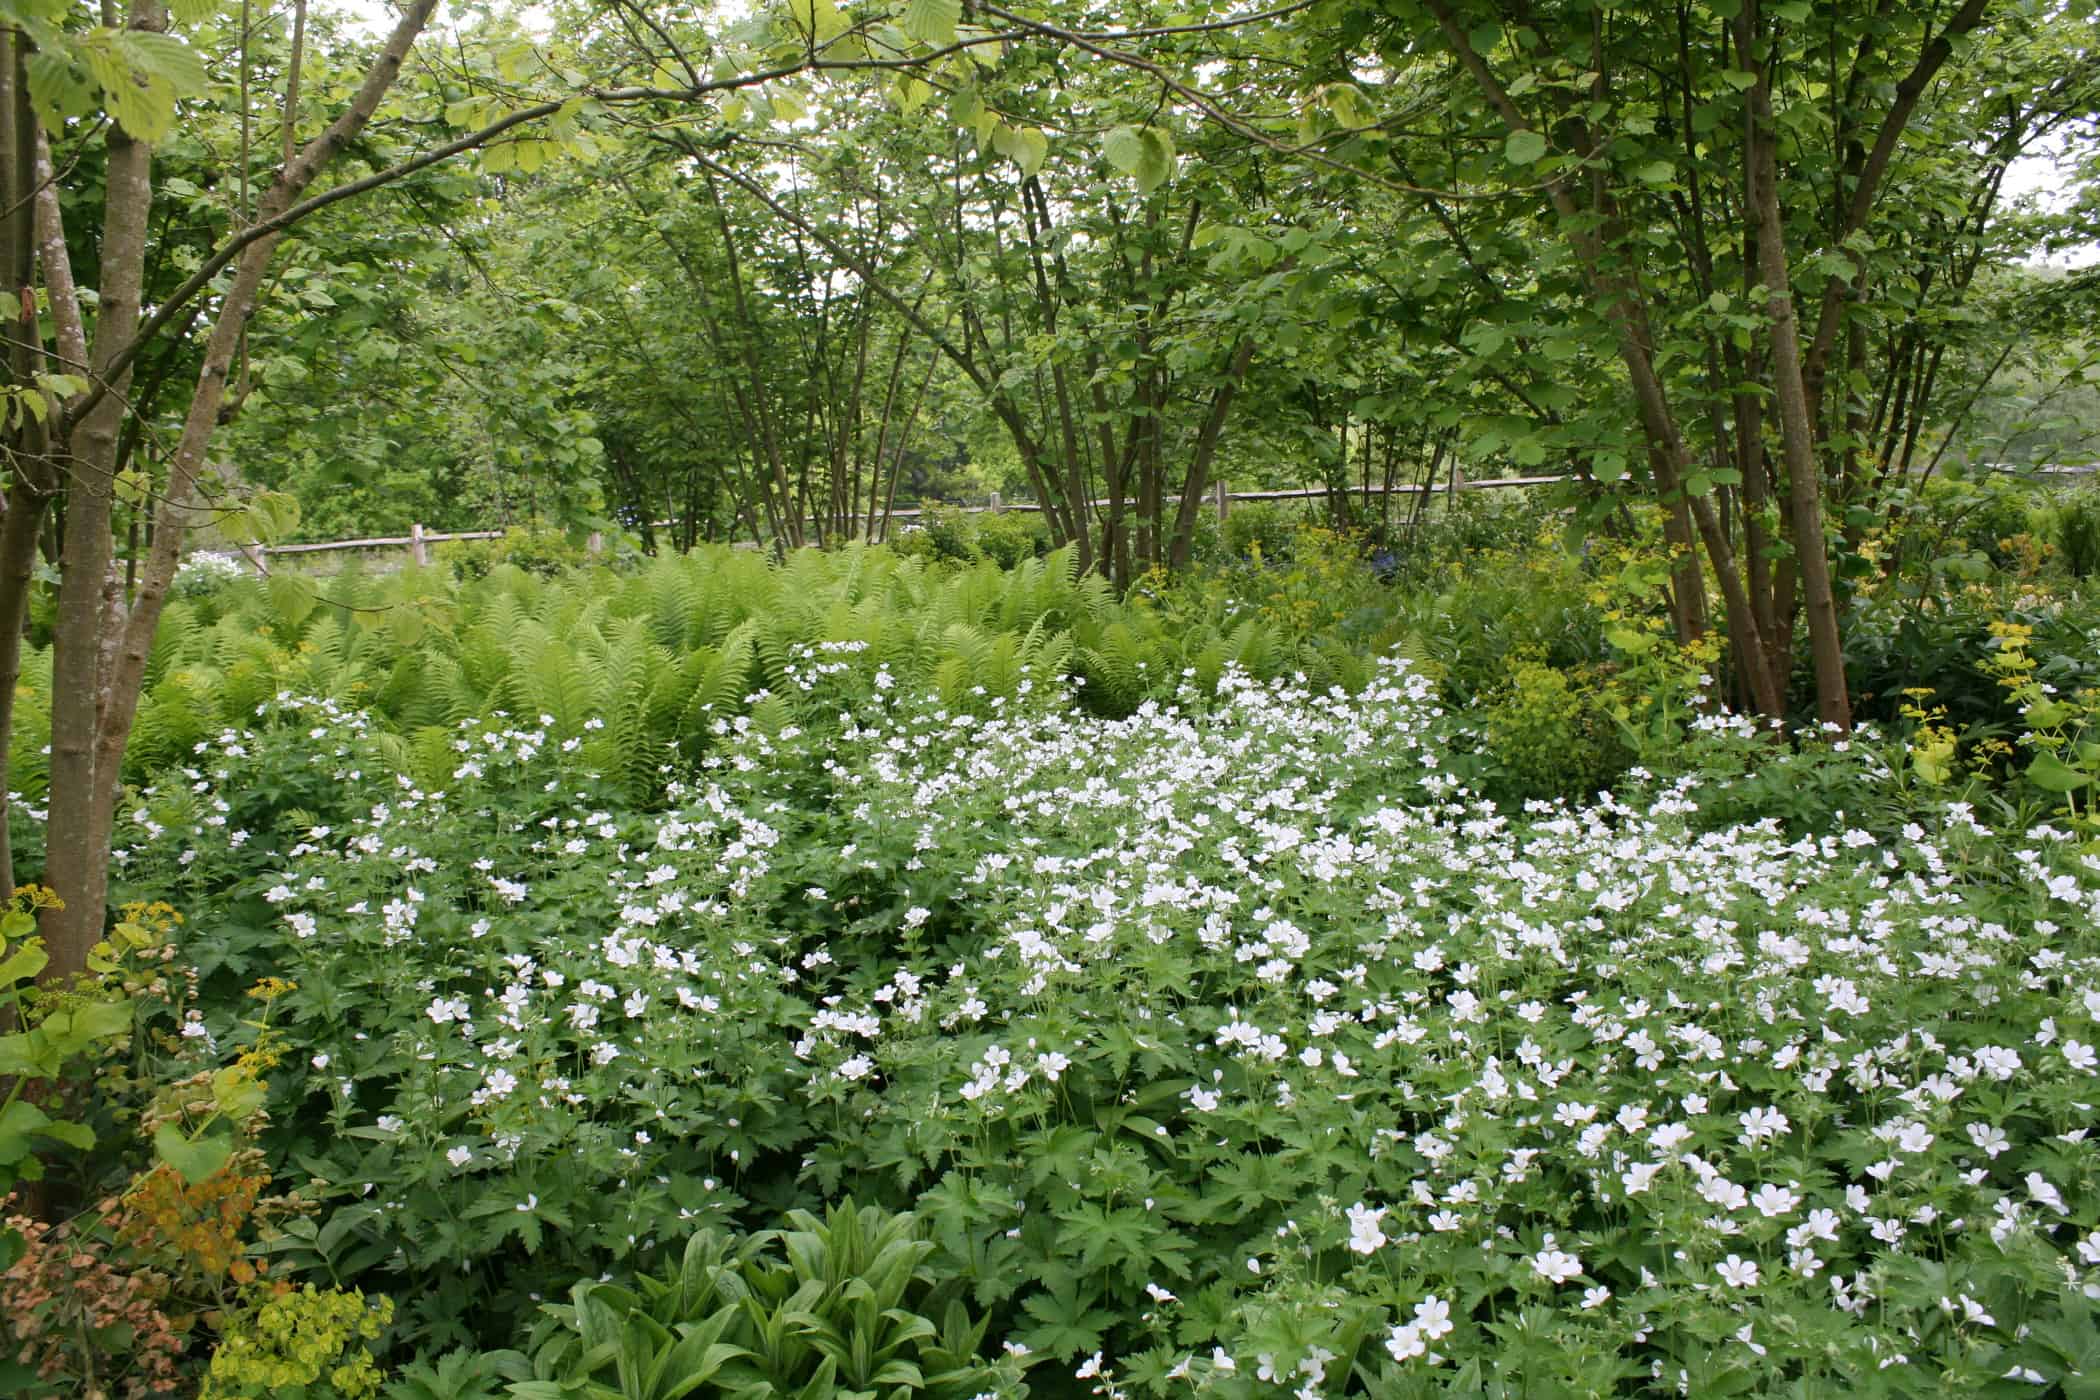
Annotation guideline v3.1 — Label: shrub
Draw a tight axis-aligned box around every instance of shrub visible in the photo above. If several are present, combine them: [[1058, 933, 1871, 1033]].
[[2055, 485, 2100, 579], [439, 525, 611, 579], [200, 1285, 392, 1400], [1220, 501, 1299, 561], [1480, 659, 1631, 802]]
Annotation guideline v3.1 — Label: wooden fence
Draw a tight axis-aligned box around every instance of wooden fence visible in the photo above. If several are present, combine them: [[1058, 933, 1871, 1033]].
[[232, 474, 1567, 574]]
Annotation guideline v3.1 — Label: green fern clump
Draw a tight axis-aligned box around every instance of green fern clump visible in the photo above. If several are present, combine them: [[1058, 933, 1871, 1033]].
[[22, 539, 1384, 803]]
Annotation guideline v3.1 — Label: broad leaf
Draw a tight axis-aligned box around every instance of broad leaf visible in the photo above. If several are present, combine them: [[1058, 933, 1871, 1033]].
[[1505, 129, 1548, 165], [901, 0, 960, 47], [154, 1123, 237, 1183], [2027, 752, 2092, 793]]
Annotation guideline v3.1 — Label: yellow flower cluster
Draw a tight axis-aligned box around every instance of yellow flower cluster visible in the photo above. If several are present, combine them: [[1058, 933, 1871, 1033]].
[[200, 1285, 392, 1400]]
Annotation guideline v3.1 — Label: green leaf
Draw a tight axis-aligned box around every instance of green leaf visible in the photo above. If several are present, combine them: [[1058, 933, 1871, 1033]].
[[901, 0, 961, 47], [1102, 125, 1143, 175], [25, 50, 96, 126], [154, 1123, 236, 1183], [1012, 125, 1047, 178], [1135, 126, 1175, 193], [113, 30, 207, 93], [1634, 159, 1674, 183], [2028, 751, 2092, 794], [0, 1102, 53, 1163], [1323, 83, 1377, 129], [1505, 129, 1548, 165], [84, 35, 175, 141], [1606, 626, 1657, 655], [114, 466, 149, 508], [785, 0, 848, 43], [0, 941, 47, 985]]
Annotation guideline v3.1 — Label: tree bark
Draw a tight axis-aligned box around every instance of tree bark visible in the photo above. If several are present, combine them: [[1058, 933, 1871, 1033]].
[[44, 0, 164, 955], [1737, 0, 1851, 728], [40, 0, 439, 973]]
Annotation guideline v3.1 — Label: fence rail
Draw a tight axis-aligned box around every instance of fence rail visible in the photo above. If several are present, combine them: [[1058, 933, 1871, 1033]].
[[232, 475, 1569, 573]]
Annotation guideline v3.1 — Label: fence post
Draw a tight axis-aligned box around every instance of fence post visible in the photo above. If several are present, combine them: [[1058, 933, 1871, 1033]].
[[238, 542, 269, 577], [587, 530, 605, 556], [410, 522, 427, 567], [1214, 479, 1229, 523], [988, 491, 1002, 514]]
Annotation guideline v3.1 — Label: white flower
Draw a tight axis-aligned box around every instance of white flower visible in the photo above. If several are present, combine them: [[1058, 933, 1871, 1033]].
[[446, 1146, 472, 1168], [1976, 1046, 2021, 1080], [2064, 1040, 2098, 1072], [1531, 1249, 1583, 1284], [1751, 1183, 1802, 1218], [1622, 1161, 1663, 1196], [1580, 1285, 1611, 1309], [1345, 1202, 1388, 1255], [1716, 1255, 1760, 1288], [1385, 1324, 1426, 1362], [1968, 1123, 2011, 1158], [2026, 1172, 2069, 1215], [1738, 1105, 1789, 1144], [1412, 1296, 1453, 1340]]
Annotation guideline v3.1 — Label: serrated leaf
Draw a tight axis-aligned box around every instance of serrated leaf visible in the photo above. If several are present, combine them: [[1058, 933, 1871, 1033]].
[[785, 0, 848, 43], [169, 0, 220, 23], [25, 50, 97, 125], [902, 0, 961, 47], [1505, 129, 1547, 165], [114, 30, 207, 93]]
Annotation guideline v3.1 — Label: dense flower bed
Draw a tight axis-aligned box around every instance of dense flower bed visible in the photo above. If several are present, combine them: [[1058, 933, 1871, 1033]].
[[122, 659, 2100, 1395]]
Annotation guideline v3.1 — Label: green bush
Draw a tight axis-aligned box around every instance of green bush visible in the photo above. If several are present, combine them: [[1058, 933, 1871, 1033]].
[[891, 509, 1050, 569], [2054, 484, 2100, 579], [440, 525, 614, 579], [1220, 501, 1300, 561], [1480, 659, 1630, 802]]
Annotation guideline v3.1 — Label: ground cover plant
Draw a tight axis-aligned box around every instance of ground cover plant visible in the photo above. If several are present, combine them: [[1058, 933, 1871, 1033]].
[[48, 613, 2096, 1397]]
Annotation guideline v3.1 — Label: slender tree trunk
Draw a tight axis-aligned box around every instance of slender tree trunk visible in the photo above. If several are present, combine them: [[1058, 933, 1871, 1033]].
[[40, 0, 438, 972], [1739, 0, 1850, 728], [1167, 338, 1255, 570], [0, 32, 48, 898], [44, 0, 163, 949]]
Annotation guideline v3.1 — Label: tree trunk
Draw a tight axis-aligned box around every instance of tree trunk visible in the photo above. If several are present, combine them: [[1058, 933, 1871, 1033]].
[[43, 0, 163, 958], [1739, 0, 1851, 729], [39, 0, 439, 975]]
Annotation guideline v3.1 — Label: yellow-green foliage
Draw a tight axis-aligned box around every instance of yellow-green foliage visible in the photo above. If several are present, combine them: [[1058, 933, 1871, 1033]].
[[28, 541, 1331, 797], [1483, 661, 1631, 803], [201, 1285, 391, 1400]]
